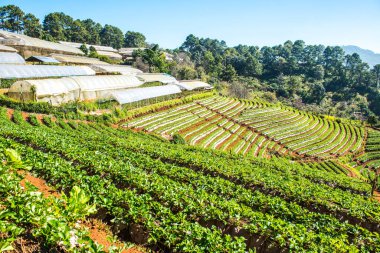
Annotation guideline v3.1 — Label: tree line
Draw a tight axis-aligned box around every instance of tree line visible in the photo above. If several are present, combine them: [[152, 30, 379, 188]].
[[178, 35, 380, 122], [1, 4, 380, 122], [0, 5, 146, 49]]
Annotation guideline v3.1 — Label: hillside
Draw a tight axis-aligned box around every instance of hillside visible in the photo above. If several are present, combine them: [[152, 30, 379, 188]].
[[1, 93, 380, 252], [342, 45, 380, 67]]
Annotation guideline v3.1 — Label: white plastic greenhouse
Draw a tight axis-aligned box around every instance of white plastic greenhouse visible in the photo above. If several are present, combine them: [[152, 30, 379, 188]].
[[176, 81, 212, 90], [7, 78, 80, 105], [70, 75, 143, 100], [0, 30, 83, 55], [0, 52, 26, 64], [110, 85, 182, 105], [8, 75, 144, 105], [0, 65, 95, 79], [0, 44, 17, 53], [89, 64, 143, 75], [136, 73, 178, 84]]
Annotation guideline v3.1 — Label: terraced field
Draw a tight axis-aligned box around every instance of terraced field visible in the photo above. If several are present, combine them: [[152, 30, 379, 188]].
[[355, 129, 380, 170], [1, 107, 379, 252], [127, 96, 364, 159]]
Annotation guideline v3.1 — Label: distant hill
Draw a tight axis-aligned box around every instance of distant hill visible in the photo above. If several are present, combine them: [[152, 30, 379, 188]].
[[342, 45, 380, 68]]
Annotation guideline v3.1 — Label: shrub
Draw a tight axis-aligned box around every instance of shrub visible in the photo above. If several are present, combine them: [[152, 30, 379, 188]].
[[172, 133, 186, 145]]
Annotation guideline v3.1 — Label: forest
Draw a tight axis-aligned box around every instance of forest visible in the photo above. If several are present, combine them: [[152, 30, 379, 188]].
[[1, 4, 380, 123]]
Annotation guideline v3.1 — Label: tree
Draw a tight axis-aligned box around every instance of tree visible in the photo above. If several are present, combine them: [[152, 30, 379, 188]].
[[100, 24, 124, 49], [372, 64, 380, 90], [124, 31, 146, 47], [135, 44, 171, 73], [81, 19, 102, 45], [79, 44, 88, 55], [221, 64, 237, 82], [0, 5, 24, 33], [43, 12, 74, 41], [23, 13, 43, 38], [68, 19, 89, 43]]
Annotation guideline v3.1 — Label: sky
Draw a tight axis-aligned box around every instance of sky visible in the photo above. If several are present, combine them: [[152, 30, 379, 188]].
[[2, 0, 380, 52]]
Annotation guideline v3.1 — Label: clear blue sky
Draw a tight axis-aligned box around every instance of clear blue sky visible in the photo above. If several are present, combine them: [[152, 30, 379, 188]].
[[2, 0, 380, 52]]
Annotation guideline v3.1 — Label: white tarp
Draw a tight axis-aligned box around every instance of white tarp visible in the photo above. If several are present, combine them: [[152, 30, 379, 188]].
[[0, 65, 95, 79], [137, 73, 178, 84], [0, 52, 25, 64], [110, 85, 182, 104], [0, 30, 83, 55], [8, 75, 144, 105], [176, 81, 212, 90], [0, 44, 17, 52], [90, 64, 142, 75]]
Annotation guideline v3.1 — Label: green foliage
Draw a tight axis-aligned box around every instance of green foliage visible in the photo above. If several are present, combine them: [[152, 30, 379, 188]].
[[124, 31, 146, 47], [172, 133, 186, 144], [28, 114, 40, 126]]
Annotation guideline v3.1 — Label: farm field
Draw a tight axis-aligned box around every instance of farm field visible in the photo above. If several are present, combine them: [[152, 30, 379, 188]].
[[1, 107, 380, 252], [127, 95, 364, 159]]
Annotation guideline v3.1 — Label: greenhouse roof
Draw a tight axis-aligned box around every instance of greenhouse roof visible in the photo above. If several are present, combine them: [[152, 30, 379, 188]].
[[0, 31, 83, 55], [89, 64, 143, 75], [26, 56, 60, 64], [176, 80, 212, 90], [70, 75, 143, 92], [0, 65, 95, 79], [136, 73, 178, 84], [0, 44, 17, 52], [110, 85, 182, 104], [50, 54, 108, 65], [0, 52, 25, 64], [59, 41, 118, 52]]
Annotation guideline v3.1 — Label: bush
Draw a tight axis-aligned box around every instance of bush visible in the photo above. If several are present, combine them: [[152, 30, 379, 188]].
[[28, 114, 40, 126], [12, 110, 24, 125], [172, 133, 186, 145], [42, 116, 55, 128]]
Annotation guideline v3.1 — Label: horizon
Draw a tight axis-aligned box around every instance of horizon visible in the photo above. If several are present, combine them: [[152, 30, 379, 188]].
[[1, 0, 380, 53]]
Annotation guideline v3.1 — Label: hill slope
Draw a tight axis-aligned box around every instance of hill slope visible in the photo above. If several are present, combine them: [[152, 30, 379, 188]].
[[342, 45, 380, 68]]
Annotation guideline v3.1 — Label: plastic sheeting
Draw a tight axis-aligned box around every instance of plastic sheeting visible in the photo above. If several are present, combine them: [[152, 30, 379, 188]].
[[0, 30, 83, 55], [26, 56, 60, 63], [96, 50, 123, 60], [110, 85, 182, 104], [0, 52, 25, 64], [50, 54, 109, 65], [59, 41, 118, 52], [90, 64, 142, 75], [8, 75, 144, 105], [0, 65, 95, 79], [0, 44, 17, 52], [176, 81, 212, 90], [71, 75, 143, 100], [137, 73, 178, 84], [8, 78, 80, 105]]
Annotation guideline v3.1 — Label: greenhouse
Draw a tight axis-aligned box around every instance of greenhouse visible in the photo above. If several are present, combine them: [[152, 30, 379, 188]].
[[0, 52, 26, 64], [0, 44, 17, 53], [0, 30, 83, 57], [0, 65, 95, 79], [176, 80, 212, 90], [136, 73, 178, 84], [8, 75, 144, 105], [50, 54, 109, 65], [8, 78, 80, 105], [90, 64, 143, 75], [70, 75, 143, 100], [110, 84, 182, 105]]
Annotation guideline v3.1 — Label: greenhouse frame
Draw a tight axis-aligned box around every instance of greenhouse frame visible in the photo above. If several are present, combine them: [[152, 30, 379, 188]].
[[0, 65, 95, 79], [109, 85, 182, 105], [7, 75, 144, 105], [136, 73, 178, 84], [176, 80, 212, 90], [0, 52, 26, 64]]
